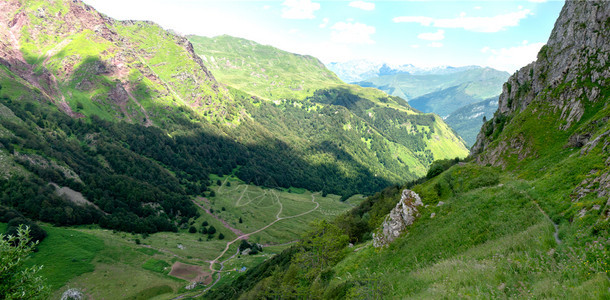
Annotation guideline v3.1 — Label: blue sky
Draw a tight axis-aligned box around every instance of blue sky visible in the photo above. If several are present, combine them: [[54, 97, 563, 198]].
[[83, 0, 565, 72]]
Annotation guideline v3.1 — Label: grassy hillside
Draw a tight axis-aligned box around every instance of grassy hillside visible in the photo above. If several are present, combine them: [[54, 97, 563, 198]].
[[204, 1, 610, 298], [188, 35, 343, 101], [188, 35, 469, 180]]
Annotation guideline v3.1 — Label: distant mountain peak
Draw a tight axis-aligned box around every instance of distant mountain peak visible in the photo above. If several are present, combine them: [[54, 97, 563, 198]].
[[326, 60, 485, 83]]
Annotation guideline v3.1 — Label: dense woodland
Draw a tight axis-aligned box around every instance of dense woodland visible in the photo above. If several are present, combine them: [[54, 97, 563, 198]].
[[0, 88, 398, 233]]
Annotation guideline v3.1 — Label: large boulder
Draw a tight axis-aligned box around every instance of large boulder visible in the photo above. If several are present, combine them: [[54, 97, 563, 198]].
[[373, 189, 423, 248]]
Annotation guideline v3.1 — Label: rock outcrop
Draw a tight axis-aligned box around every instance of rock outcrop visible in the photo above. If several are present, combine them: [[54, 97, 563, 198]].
[[373, 189, 423, 248], [472, 0, 610, 163]]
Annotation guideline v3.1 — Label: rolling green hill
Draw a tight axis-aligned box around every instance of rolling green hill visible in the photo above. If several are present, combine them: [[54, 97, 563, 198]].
[[206, 1, 610, 298], [188, 35, 343, 101]]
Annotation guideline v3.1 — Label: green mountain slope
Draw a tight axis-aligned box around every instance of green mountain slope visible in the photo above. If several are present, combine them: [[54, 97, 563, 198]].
[[206, 1, 610, 298], [444, 97, 498, 146], [0, 0, 468, 237], [409, 82, 496, 117], [188, 35, 343, 101], [188, 34, 469, 177]]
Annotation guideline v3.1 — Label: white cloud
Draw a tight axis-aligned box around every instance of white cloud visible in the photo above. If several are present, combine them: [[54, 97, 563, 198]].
[[319, 17, 329, 28], [393, 9, 532, 33], [483, 41, 546, 72], [349, 1, 375, 11], [331, 22, 376, 44], [528, 0, 547, 2], [411, 44, 421, 48], [417, 29, 444, 41], [263, 5, 271, 10], [281, 0, 320, 20], [428, 42, 443, 48], [474, 6, 482, 10]]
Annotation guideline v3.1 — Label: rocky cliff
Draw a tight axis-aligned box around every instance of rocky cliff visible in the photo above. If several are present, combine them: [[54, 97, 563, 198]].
[[372, 189, 423, 248], [472, 0, 610, 165]]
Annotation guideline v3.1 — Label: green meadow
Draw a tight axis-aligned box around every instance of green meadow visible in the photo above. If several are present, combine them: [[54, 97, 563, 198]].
[[6, 176, 362, 299]]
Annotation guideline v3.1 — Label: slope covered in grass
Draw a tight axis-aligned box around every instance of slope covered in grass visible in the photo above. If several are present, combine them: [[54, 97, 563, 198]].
[[205, 1, 610, 298], [188, 35, 343, 101]]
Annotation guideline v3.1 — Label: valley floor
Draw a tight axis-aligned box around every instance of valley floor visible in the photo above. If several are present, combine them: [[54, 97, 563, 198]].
[[17, 175, 363, 299]]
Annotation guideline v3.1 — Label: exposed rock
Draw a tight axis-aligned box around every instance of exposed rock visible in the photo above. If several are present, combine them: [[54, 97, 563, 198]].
[[581, 130, 610, 155], [437, 201, 445, 206], [472, 1, 610, 162], [430, 213, 436, 218], [573, 171, 610, 201], [566, 132, 591, 148], [61, 288, 84, 300], [373, 189, 423, 248]]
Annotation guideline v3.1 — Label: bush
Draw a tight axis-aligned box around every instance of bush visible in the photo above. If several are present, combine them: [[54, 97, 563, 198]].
[[188, 226, 197, 233], [0, 225, 48, 299], [218, 233, 225, 240], [202, 220, 209, 227]]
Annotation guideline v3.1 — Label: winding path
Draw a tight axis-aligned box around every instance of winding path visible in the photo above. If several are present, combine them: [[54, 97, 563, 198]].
[[194, 197, 246, 237], [516, 188, 562, 245], [182, 192, 321, 299]]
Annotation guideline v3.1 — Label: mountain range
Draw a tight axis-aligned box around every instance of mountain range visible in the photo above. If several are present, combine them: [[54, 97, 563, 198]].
[[208, 1, 610, 298], [339, 63, 509, 146], [0, 1, 467, 296], [326, 60, 482, 84], [0, 0, 608, 299]]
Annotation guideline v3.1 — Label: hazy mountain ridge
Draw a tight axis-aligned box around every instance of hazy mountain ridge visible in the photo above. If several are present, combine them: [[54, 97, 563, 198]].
[[326, 59, 481, 83], [352, 67, 508, 146], [444, 97, 498, 146]]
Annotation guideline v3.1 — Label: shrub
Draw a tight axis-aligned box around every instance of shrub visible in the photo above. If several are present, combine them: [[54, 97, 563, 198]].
[[188, 226, 197, 233]]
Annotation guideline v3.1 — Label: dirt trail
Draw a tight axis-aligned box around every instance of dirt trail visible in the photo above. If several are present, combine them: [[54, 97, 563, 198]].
[[194, 197, 245, 237], [210, 192, 320, 270], [516, 188, 562, 245], [532, 199, 562, 245], [174, 192, 321, 298], [190, 192, 321, 296]]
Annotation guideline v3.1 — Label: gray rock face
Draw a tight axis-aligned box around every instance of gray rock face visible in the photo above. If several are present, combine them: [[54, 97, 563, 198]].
[[373, 189, 423, 248], [472, 0, 610, 160]]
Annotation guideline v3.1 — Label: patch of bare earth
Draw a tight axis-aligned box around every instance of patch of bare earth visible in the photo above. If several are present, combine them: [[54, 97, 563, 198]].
[[168, 262, 212, 284]]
